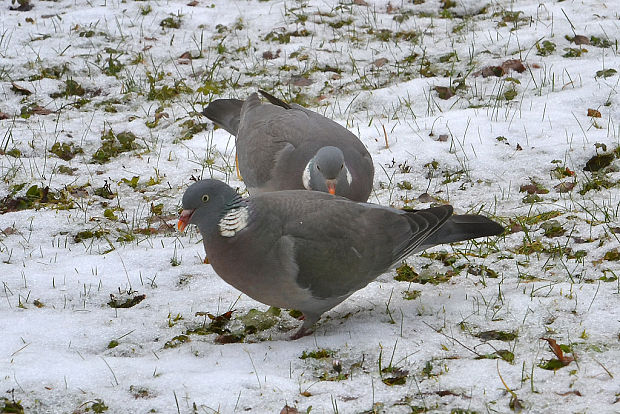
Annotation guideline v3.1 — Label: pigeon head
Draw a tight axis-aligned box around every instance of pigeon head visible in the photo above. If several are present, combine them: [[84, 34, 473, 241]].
[[178, 179, 238, 233], [304, 146, 351, 195]]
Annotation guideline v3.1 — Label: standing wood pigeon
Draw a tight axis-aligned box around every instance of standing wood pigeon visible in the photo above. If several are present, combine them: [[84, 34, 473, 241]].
[[203, 90, 375, 202], [178, 179, 504, 339]]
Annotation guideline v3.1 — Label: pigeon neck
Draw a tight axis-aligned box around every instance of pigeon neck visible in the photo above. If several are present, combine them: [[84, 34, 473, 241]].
[[223, 193, 245, 210]]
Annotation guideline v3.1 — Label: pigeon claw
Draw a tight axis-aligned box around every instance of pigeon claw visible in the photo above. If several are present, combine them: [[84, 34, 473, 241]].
[[290, 326, 313, 340], [177, 209, 194, 232]]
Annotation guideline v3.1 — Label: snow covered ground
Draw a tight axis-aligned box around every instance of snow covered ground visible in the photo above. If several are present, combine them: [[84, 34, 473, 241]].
[[1, 0, 619, 412]]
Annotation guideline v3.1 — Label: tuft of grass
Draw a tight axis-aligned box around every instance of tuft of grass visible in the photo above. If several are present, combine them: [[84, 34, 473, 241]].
[[160, 16, 181, 29], [476, 330, 518, 341], [536, 40, 556, 56], [50, 142, 83, 161], [107, 292, 146, 308], [300, 349, 333, 359], [50, 79, 85, 98], [0, 396, 24, 414], [163, 335, 190, 349], [92, 130, 139, 164]]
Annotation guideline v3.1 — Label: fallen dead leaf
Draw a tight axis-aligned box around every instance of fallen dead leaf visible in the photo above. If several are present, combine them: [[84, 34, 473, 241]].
[[473, 66, 504, 77], [290, 76, 313, 86], [154, 112, 169, 121], [556, 390, 582, 397], [509, 220, 523, 233], [2, 227, 19, 236], [280, 405, 299, 414], [587, 108, 601, 118], [262, 49, 281, 60], [32, 106, 54, 115], [554, 181, 575, 193], [501, 59, 526, 73], [11, 82, 32, 96], [373, 57, 388, 67], [540, 337, 575, 366], [417, 193, 439, 203], [434, 86, 455, 100], [571, 35, 590, 45]]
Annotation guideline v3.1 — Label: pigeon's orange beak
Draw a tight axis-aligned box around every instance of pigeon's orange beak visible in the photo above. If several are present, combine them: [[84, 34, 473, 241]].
[[326, 180, 336, 195], [178, 209, 194, 232]]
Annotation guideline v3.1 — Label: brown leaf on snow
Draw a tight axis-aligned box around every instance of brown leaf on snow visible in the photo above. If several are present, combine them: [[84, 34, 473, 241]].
[[540, 337, 574, 366], [509, 220, 523, 233], [473, 66, 504, 78], [473, 59, 526, 78], [434, 86, 455, 100], [289, 76, 313, 86], [2, 226, 19, 236], [554, 181, 575, 193], [417, 193, 439, 203], [11, 82, 32, 96], [154, 112, 169, 121], [587, 108, 601, 118], [280, 405, 300, 414], [0, 111, 11, 120], [354, 0, 368, 5], [556, 390, 582, 397], [373, 57, 388, 67], [501, 59, 526, 73], [571, 35, 590, 45], [262, 49, 281, 60], [519, 183, 548, 194], [32, 106, 54, 115], [187, 0, 199, 6], [179, 51, 192, 60]]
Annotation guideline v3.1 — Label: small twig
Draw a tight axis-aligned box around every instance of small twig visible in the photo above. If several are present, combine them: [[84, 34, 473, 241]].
[[10, 342, 30, 357]]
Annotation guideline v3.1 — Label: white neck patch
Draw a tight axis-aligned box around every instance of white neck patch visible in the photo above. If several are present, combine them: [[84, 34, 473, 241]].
[[302, 162, 312, 190], [345, 163, 352, 185], [218, 207, 249, 237]]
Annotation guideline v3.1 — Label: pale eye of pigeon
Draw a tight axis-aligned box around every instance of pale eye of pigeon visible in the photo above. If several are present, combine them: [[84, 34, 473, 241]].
[[202, 194, 210, 203]]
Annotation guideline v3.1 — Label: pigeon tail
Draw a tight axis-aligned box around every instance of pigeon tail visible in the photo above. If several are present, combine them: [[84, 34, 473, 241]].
[[419, 214, 503, 250], [202, 98, 244, 135], [259, 89, 292, 110]]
